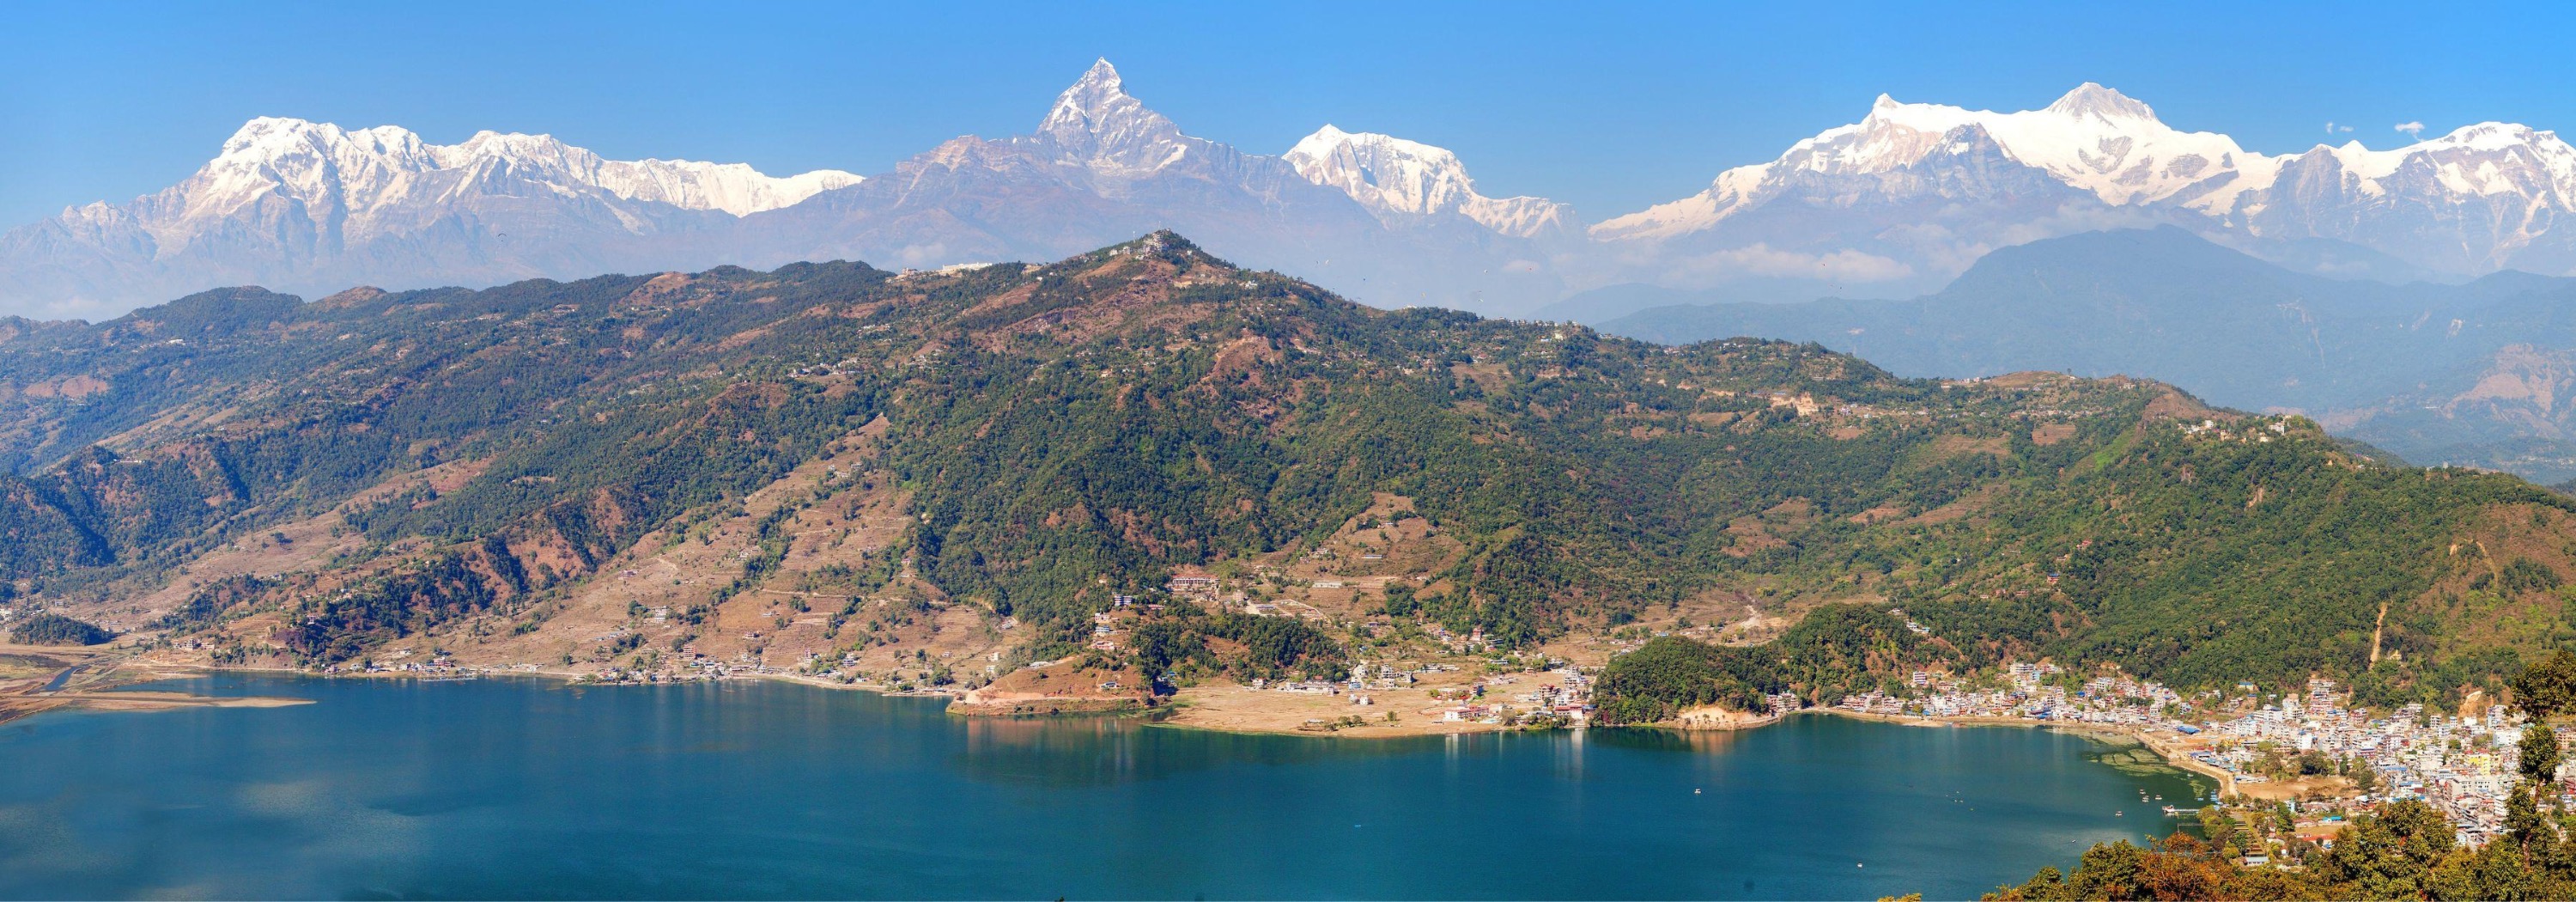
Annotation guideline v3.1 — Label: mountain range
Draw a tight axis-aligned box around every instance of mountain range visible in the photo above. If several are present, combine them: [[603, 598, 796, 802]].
[[4, 233, 2568, 710], [1599, 227, 2576, 481], [1575, 84, 2576, 308], [12, 61, 2576, 322]]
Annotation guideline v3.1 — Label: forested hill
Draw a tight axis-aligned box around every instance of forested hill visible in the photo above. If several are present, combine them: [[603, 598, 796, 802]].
[[1, 232, 2571, 707]]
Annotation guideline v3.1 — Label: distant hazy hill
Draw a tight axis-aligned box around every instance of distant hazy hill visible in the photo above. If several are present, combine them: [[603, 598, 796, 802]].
[[3, 234, 2573, 708], [1601, 227, 2576, 481]]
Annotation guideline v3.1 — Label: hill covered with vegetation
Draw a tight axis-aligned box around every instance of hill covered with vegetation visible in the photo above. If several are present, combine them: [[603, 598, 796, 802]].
[[5, 612, 111, 646], [3, 233, 2572, 706]]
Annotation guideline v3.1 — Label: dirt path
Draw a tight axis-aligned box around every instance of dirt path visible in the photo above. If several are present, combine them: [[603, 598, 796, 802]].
[[2369, 601, 2389, 667]]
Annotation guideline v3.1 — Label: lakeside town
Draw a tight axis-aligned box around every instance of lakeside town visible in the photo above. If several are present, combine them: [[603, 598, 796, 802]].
[[17, 566, 2567, 859], [1811, 626, 2564, 851], [295, 596, 2554, 858]]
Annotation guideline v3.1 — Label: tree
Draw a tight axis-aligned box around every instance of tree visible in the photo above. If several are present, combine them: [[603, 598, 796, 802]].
[[2515, 651, 2576, 720], [2507, 783, 2551, 853], [2310, 799, 2455, 899], [2524, 722, 2564, 790], [1999, 795, 2576, 899], [2196, 806, 2233, 845], [7, 613, 111, 646]]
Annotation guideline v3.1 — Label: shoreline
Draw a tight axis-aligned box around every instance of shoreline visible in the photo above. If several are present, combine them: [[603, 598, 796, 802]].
[[1774, 708, 2235, 795], [0, 657, 970, 728], [3, 660, 2244, 794]]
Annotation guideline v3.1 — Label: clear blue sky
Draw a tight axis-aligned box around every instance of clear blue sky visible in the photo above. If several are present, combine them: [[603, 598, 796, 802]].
[[4, 0, 2573, 228]]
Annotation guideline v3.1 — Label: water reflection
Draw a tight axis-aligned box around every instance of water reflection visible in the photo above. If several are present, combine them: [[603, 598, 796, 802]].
[[0, 675, 2213, 901], [1584, 723, 1747, 754], [954, 710, 1434, 788]]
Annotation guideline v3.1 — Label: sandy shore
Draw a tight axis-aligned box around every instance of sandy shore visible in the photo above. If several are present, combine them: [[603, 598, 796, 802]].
[[0, 677, 313, 725], [0, 656, 949, 728], [1669, 704, 1780, 730], [1154, 684, 1519, 738], [41, 690, 314, 712]]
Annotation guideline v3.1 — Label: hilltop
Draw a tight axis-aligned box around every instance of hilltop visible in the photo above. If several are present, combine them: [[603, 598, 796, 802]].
[[0, 234, 2571, 714]]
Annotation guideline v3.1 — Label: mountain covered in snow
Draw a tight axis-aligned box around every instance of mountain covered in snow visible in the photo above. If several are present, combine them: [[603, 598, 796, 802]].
[[732, 60, 1578, 313], [1577, 83, 2576, 311], [1284, 125, 1573, 237], [0, 118, 863, 315], [0, 60, 1575, 318], [10, 64, 2576, 323]]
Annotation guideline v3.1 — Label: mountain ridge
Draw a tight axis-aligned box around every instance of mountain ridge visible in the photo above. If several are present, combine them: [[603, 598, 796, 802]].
[[14, 64, 2576, 321], [1597, 227, 2576, 480], [3, 232, 2570, 712]]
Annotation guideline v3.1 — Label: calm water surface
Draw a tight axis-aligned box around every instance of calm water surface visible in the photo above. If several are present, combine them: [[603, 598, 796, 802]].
[[0, 674, 2208, 899]]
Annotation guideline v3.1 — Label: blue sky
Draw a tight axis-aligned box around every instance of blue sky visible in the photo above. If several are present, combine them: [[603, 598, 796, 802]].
[[4, 0, 2573, 228]]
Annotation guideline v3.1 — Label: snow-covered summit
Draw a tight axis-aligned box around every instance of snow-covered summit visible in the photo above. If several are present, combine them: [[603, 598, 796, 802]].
[[2281, 122, 2576, 200], [1595, 83, 2273, 241], [15, 65, 2576, 321], [1030, 58, 1195, 174], [194, 117, 862, 220], [1284, 125, 1570, 237]]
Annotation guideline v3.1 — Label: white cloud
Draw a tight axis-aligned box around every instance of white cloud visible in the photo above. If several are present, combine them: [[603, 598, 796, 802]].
[[2396, 121, 2427, 137], [1671, 243, 1914, 284], [2324, 121, 2336, 135]]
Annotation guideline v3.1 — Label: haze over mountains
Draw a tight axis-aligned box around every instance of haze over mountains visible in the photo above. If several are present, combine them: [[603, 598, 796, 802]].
[[11, 59, 2576, 323], [1602, 227, 2576, 481]]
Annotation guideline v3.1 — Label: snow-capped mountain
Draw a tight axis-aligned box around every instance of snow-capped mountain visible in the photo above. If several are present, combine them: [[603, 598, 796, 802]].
[[737, 59, 1578, 312], [2237, 123, 2576, 275], [0, 59, 1572, 317], [1588, 82, 2576, 302], [196, 117, 860, 223], [12, 64, 2576, 323], [1594, 84, 2269, 242], [1284, 125, 1572, 237], [0, 118, 860, 315]]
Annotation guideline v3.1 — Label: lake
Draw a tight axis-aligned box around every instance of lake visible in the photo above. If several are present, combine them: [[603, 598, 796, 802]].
[[0, 674, 2209, 899]]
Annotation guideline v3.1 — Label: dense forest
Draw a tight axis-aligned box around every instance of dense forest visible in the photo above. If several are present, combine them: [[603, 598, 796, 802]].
[[7, 612, 111, 646], [2, 232, 2573, 699]]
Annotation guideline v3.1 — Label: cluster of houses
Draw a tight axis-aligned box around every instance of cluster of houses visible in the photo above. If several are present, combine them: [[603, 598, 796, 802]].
[[2179, 418, 2292, 442], [1508, 667, 1595, 723], [1816, 661, 2184, 728], [1419, 623, 1492, 655], [2189, 680, 2564, 846], [1783, 659, 2562, 849], [1250, 661, 1596, 727]]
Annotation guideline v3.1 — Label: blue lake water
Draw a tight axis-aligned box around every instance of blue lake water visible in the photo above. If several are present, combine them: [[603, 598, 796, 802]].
[[0, 674, 2209, 899]]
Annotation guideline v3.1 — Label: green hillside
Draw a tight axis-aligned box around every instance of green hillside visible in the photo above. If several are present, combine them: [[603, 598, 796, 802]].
[[2, 233, 2571, 707]]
